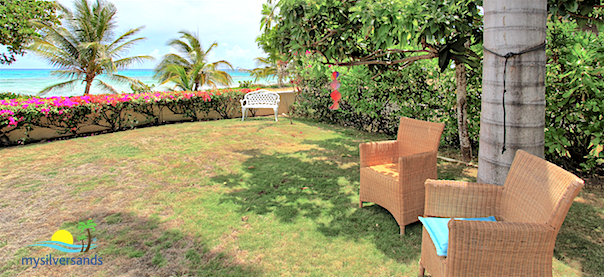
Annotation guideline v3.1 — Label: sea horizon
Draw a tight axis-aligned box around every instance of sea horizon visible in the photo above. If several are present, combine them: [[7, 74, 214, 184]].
[[0, 68, 271, 97]]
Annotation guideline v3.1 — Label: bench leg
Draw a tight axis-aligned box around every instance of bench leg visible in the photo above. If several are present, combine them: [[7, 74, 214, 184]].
[[274, 108, 278, 122], [241, 107, 246, 121]]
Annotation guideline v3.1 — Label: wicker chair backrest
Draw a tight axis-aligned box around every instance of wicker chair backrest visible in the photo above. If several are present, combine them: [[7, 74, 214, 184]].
[[397, 117, 445, 157], [501, 150, 584, 230]]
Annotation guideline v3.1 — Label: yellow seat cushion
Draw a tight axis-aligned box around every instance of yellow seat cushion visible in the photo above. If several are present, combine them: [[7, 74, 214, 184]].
[[367, 163, 399, 180]]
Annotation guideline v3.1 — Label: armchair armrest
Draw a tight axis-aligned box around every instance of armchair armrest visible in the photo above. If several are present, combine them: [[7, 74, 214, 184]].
[[359, 140, 398, 167], [399, 151, 438, 187], [446, 220, 557, 276], [424, 179, 503, 218]]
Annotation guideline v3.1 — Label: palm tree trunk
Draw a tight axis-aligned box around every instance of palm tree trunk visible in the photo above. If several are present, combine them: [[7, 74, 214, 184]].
[[478, 0, 547, 185], [455, 60, 472, 162], [84, 75, 93, 95], [85, 229, 92, 252], [81, 240, 85, 252]]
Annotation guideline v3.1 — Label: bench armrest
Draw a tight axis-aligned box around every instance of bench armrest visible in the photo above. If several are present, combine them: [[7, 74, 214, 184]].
[[359, 140, 398, 167], [424, 179, 503, 218]]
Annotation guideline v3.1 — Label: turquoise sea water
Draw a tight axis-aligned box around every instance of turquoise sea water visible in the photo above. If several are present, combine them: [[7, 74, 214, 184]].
[[0, 69, 271, 97]]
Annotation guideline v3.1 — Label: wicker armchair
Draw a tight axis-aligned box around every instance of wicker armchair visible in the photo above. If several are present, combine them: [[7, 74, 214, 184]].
[[419, 149, 585, 277], [359, 117, 445, 235]]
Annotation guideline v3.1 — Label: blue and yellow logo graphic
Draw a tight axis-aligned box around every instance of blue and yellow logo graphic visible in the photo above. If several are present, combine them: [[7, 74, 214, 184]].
[[28, 219, 98, 253]]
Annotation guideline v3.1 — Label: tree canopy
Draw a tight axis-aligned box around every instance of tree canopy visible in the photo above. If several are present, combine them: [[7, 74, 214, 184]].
[[259, 0, 483, 72], [0, 0, 59, 65], [548, 0, 604, 30], [154, 31, 233, 91], [28, 0, 154, 95]]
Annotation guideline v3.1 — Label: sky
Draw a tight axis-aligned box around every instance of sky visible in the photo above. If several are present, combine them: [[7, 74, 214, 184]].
[[1, 0, 268, 70]]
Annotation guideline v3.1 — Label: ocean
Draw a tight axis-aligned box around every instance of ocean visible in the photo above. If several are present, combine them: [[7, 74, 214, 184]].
[[0, 69, 272, 97]]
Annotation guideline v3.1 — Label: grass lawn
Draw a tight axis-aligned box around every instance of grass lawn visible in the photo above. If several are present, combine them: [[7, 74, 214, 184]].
[[0, 117, 602, 276]]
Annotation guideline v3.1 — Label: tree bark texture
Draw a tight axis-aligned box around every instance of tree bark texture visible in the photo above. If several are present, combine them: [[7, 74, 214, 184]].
[[478, 0, 547, 185], [455, 60, 472, 163], [84, 77, 93, 95]]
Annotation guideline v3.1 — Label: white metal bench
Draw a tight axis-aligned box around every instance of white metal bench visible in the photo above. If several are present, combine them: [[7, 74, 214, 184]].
[[240, 89, 280, 122]]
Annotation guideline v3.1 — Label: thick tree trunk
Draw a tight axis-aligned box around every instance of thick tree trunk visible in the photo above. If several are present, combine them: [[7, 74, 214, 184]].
[[455, 60, 472, 162], [478, 0, 547, 185]]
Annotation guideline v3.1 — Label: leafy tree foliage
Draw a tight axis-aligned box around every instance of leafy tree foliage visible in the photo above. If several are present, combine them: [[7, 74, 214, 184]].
[[28, 0, 153, 95], [154, 31, 233, 91], [262, 0, 482, 72], [548, 0, 604, 31], [293, 52, 482, 147], [545, 20, 604, 172], [0, 0, 58, 65]]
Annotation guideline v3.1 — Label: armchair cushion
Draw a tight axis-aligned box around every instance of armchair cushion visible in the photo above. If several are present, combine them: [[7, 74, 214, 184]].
[[418, 216, 497, 256]]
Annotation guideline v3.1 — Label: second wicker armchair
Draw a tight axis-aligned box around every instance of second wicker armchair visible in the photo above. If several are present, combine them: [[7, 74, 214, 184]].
[[359, 117, 445, 235]]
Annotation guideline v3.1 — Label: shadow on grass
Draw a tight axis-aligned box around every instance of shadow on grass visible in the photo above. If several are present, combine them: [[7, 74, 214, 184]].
[[555, 200, 604, 276], [214, 137, 423, 264], [4, 209, 261, 277]]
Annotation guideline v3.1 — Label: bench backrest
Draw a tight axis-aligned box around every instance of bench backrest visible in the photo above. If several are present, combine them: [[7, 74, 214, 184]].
[[243, 90, 280, 106]]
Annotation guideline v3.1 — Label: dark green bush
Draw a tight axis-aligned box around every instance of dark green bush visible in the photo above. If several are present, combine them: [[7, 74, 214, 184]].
[[545, 20, 604, 172], [293, 55, 481, 148], [0, 92, 34, 100]]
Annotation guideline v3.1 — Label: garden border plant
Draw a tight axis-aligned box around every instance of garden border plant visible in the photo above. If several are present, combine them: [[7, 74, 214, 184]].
[[0, 88, 262, 145]]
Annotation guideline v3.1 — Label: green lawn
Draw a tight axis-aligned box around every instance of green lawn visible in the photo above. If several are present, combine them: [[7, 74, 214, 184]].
[[0, 117, 601, 276]]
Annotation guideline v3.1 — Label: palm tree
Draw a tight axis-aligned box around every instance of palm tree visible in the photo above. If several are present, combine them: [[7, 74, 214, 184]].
[[246, 55, 289, 87], [478, 0, 547, 185], [28, 0, 154, 95], [78, 219, 97, 252], [154, 31, 233, 91]]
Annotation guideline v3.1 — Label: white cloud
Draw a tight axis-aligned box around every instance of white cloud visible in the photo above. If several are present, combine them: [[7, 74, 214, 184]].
[[149, 49, 160, 58], [225, 45, 252, 60]]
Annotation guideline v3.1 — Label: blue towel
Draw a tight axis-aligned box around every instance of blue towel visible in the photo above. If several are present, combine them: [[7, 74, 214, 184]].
[[418, 216, 497, 256]]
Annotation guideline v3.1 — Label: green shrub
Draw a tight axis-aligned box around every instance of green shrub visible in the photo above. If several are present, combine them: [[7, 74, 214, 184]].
[[0, 92, 33, 100], [293, 52, 481, 148], [238, 80, 253, 88], [545, 20, 604, 172]]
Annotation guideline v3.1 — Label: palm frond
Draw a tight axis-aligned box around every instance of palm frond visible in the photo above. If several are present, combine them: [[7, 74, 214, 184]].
[[108, 26, 145, 50], [50, 69, 85, 80], [105, 73, 143, 87], [203, 42, 219, 60], [113, 55, 154, 70], [38, 79, 80, 96], [211, 60, 233, 70], [110, 37, 148, 58], [95, 79, 119, 94], [167, 38, 193, 59]]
